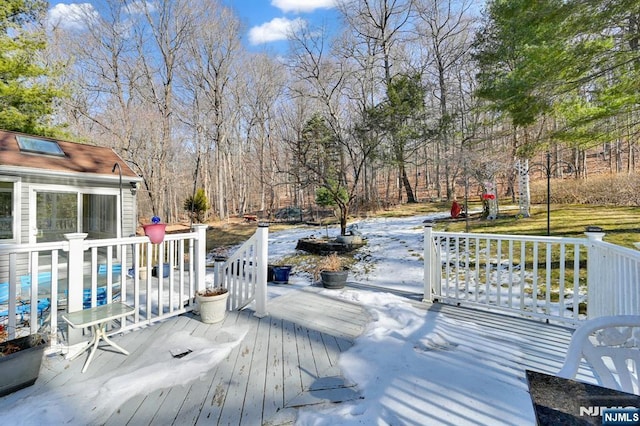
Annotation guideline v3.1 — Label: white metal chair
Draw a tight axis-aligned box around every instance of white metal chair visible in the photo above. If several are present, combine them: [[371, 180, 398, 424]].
[[558, 315, 640, 395]]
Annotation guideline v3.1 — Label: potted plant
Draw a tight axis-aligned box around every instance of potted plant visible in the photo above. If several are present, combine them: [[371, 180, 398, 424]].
[[195, 287, 229, 324], [143, 216, 166, 244], [314, 252, 348, 289], [0, 329, 47, 397], [272, 264, 293, 284]]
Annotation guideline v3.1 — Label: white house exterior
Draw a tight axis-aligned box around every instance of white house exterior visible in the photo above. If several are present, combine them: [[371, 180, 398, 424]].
[[0, 130, 142, 281]]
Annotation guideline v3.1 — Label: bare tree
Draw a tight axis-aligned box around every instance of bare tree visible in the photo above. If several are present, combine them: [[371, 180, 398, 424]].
[[287, 24, 379, 234], [337, 0, 424, 203], [178, 0, 243, 220], [415, 0, 476, 200]]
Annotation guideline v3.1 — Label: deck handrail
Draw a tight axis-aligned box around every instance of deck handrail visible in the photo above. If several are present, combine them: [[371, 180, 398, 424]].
[[213, 223, 268, 318], [0, 226, 208, 347], [424, 225, 640, 324], [586, 236, 640, 318]]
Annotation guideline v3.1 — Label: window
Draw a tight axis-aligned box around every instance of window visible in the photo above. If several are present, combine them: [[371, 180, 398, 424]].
[[82, 194, 117, 238], [17, 135, 66, 157], [0, 182, 13, 240], [36, 192, 78, 242]]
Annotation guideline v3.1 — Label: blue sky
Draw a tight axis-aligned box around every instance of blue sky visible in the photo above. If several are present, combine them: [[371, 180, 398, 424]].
[[48, 0, 339, 49]]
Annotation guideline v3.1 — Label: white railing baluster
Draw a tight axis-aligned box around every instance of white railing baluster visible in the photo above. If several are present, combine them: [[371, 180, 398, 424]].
[[485, 238, 491, 304], [558, 243, 566, 318], [545, 243, 552, 315], [519, 241, 526, 312], [572, 244, 580, 318], [496, 238, 502, 307], [474, 237, 480, 304], [506, 240, 513, 308], [463, 237, 470, 301]]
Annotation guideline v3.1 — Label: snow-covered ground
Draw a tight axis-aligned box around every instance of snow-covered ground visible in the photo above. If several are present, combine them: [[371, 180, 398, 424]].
[[267, 212, 450, 294], [268, 214, 537, 425]]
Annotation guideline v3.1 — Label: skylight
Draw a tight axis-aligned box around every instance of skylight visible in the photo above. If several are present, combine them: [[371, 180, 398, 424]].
[[16, 135, 66, 157]]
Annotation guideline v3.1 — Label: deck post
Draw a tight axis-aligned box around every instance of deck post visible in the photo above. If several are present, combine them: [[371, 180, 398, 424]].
[[423, 222, 435, 303], [65, 232, 88, 347], [254, 223, 269, 318], [192, 224, 208, 294], [584, 226, 606, 319]]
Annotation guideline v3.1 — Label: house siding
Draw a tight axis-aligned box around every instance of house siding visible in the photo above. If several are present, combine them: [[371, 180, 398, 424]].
[[0, 171, 139, 283]]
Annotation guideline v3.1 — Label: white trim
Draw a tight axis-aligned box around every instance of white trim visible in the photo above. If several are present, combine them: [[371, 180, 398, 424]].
[[0, 165, 142, 183], [28, 184, 121, 244], [0, 176, 20, 243]]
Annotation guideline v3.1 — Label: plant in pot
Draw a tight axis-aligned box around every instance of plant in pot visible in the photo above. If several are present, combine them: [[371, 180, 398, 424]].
[[0, 326, 47, 397], [195, 287, 229, 324], [272, 263, 293, 284], [314, 252, 348, 289]]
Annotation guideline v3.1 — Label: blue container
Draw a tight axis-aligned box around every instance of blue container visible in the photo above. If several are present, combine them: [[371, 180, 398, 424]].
[[272, 266, 292, 283], [152, 263, 170, 278]]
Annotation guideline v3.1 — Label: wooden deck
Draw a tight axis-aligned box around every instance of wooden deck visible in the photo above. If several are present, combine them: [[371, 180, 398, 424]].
[[0, 285, 583, 425]]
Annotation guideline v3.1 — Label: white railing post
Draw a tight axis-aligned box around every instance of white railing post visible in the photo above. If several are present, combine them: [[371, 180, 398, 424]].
[[65, 232, 88, 347], [192, 224, 208, 294], [254, 223, 269, 318], [213, 256, 225, 288], [423, 221, 435, 303], [585, 226, 606, 319]]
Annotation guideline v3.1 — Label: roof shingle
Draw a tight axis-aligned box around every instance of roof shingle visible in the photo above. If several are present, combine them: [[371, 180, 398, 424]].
[[0, 130, 138, 178]]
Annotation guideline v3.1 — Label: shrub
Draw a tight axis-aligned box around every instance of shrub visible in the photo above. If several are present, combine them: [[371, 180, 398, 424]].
[[530, 174, 640, 206], [184, 188, 209, 222]]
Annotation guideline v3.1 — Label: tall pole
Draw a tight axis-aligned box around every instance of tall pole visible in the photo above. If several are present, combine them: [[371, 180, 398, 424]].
[[546, 152, 551, 236], [112, 163, 123, 237], [529, 150, 573, 237]]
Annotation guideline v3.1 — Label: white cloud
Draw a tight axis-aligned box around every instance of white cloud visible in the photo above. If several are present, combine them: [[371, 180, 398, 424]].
[[272, 0, 337, 14], [47, 3, 98, 32], [124, 1, 155, 16], [248, 17, 306, 45]]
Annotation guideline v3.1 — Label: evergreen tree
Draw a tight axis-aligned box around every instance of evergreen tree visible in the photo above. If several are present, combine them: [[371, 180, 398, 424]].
[[475, 0, 640, 152], [0, 0, 62, 135], [184, 188, 209, 223]]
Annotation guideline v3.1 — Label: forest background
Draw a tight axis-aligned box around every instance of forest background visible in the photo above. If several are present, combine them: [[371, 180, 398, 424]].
[[2, 0, 639, 227]]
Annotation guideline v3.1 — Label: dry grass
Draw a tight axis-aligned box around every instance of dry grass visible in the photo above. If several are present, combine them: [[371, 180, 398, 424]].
[[312, 252, 343, 280], [530, 173, 640, 206]]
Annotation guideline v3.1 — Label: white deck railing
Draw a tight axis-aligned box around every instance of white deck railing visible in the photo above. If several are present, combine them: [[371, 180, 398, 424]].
[[586, 235, 640, 318], [212, 224, 268, 318], [423, 224, 640, 324], [0, 223, 270, 349]]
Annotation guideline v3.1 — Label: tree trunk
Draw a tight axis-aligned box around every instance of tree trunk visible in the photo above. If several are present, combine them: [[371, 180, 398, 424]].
[[401, 164, 417, 203]]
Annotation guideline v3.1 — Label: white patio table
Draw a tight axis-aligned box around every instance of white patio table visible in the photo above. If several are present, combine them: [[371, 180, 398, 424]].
[[62, 302, 135, 373]]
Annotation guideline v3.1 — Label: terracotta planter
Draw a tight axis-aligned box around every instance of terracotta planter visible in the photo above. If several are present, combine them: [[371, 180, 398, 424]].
[[0, 334, 47, 397], [143, 223, 166, 244], [196, 289, 229, 324]]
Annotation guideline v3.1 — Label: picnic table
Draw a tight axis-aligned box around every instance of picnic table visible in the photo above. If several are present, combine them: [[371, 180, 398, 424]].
[[62, 302, 134, 373]]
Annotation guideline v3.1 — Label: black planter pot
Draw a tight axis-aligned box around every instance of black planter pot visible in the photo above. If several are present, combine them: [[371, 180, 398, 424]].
[[0, 334, 47, 397], [320, 270, 348, 289]]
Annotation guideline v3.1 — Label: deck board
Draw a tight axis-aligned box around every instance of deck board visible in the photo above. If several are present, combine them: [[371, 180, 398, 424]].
[[262, 317, 285, 422], [0, 284, 587, 425]]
